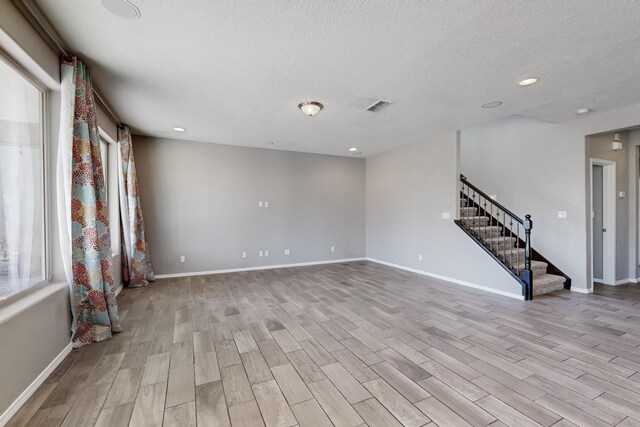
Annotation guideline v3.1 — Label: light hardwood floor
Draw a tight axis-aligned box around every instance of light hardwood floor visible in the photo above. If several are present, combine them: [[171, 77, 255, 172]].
[[7, 261, 640, 426]]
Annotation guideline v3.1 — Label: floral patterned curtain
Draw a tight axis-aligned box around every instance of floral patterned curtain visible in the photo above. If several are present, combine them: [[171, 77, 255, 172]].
[[60, 58, 121, 347], [118, 126, 155, 287]]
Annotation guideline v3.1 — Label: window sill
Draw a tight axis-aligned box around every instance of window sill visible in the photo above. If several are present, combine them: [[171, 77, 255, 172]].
[[0, 282, 67, 325]]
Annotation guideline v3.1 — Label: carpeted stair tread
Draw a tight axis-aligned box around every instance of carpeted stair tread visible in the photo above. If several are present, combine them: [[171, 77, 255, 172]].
[[512, 260, 548, 276], [460, 216, 490, 225], [496, 247, 525, 260], [533, 274, 566, 296], [460, 206, 477, 215], [483, 236, 517, 246]]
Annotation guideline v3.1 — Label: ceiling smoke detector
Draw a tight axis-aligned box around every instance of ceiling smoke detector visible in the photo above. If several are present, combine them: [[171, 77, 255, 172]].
[[365, 100, 392, 112], [481, 101, 502, 109]]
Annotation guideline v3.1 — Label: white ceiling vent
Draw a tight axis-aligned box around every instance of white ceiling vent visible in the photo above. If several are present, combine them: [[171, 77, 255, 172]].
[[365, 100, 392, 112]]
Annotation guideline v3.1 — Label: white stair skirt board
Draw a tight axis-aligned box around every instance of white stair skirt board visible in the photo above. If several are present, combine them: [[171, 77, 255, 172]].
[[365, 258, 525, 300], [154, 258, 367, 279], [0, 341, 73, 425]]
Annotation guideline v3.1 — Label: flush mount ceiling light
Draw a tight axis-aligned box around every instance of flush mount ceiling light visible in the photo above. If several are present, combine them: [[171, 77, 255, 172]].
[[576, 108, 591, 115], [481, 101, 502, 109], [173, 127, 185, 132], [518, 77, 539, 86], [298, 101, 323, 116], [349, 147, 358, 152], [102, 0, 141, 19]]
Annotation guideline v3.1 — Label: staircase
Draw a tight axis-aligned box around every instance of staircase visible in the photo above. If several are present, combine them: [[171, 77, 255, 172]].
[[455, 175, 570, 300]]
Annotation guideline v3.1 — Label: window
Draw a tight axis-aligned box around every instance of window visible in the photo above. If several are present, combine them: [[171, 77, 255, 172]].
[[0, 54, 46, 301], [99, 133, 120, 255]]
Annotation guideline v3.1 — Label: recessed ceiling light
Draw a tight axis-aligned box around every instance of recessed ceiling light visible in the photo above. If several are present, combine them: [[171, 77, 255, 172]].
[[173, 127, 185, 132], [518, 77, 539, 86], [576, 108, 591, 115], [349, 147, 358, 152], [102, 0, 141, 19], [298, 101, 323, 116], [481, 101, 502, 109]]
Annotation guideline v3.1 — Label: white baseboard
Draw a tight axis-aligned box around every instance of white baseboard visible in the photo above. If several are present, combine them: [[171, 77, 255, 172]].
[[614, 278, 638, 285], [365, 258, 524, 300], [154, 258, 367, 279], [114, 283, 124, 296], [0, 341, 73, 425], [570, 287, 593, 294], [593, 278, 603, 284]]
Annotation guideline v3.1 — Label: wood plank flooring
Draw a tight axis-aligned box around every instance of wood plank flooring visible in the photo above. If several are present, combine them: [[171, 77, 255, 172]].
[[7, 261, 640, 426]]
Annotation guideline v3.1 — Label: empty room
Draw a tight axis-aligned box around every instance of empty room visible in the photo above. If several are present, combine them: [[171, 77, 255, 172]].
[[2, 1, 640, 426]]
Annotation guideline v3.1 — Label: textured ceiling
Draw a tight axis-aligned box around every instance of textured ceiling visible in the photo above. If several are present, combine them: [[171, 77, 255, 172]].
[[36, 0, 640, 156]]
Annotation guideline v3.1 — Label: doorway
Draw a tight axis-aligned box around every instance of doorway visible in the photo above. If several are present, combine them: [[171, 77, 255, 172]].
[[590, 159, 616, 286]]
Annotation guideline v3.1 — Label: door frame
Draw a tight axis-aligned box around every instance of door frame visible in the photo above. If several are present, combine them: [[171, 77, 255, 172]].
[[590, 158, 616, 286]]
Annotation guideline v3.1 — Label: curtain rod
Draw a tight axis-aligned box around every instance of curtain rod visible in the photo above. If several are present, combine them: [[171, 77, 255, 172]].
[[17, 0, 124, 128]]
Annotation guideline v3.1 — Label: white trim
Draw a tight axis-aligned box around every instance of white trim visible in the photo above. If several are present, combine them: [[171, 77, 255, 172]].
[[98, 127, 117, 145], [613, 278, 638, 285], [0, 341, 72, 425], [154, 258, 367, 279], [365, 258, 525, 300], [570, 287, 594, 294], [590, 158, 617, 288], [593, 278, 604, 284], [114, 283, 124, 296]]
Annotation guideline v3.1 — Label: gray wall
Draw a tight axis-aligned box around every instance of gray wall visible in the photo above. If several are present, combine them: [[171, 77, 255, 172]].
[[133, 136, 366, 275], [588, 131, 630, 281], [461, 106, 640, 292], [366, 131, 522, 297], [0, 1, 71, 417]]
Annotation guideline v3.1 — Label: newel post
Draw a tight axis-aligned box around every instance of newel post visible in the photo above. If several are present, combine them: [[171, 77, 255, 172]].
[[523, 214, 533, 300]]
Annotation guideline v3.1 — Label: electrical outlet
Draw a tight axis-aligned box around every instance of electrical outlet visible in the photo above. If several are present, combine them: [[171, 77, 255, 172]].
[[180, 255, 186, 263], [258, 201, 263, 207], [441, 212, 451, 219], [331, 246, 335, 252], [259, 250, 263, 257], [242, 251, 246, 258], [264, 201, 269, 207], [284, 249, 290, 255], [264, 250, 269, 257], [418, 254, 423, 261]]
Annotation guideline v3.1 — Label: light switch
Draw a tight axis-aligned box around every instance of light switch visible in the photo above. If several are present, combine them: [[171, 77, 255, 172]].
[[418, 254, 423, 261], [259, 250, 263, 257], [265, 201, 269, 207], [242, 251, 246, 258], [258, 201, 263, 207], [557, 211, 568, 219], [284, 249, 290, 255], [441, 212, 451, 219], [619, 191, 626, 199]]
